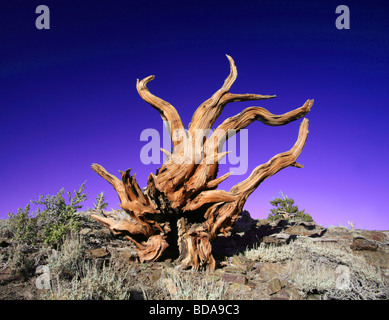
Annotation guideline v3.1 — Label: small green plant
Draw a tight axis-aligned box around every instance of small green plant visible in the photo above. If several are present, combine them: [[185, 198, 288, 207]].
[[8, 205, 38, 245], [34, 183, 88, 245], [267, 192, 313, 222], [8, 183, 88, 246], [94, 192, 108, 211]]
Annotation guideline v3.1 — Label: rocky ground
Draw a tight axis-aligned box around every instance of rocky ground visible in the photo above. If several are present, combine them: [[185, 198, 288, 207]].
[[0, 210, 388, 300]]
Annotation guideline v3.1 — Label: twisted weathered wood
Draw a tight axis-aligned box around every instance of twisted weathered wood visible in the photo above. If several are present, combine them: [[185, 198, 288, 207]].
[[91, 56, 313, 270]]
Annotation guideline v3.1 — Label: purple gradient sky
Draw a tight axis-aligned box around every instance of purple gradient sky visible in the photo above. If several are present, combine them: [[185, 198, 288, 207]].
[[1, 1, 388, 230]]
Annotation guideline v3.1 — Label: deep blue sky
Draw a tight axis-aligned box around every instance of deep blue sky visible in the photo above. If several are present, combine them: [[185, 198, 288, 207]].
[[1, 0, 388, 230]]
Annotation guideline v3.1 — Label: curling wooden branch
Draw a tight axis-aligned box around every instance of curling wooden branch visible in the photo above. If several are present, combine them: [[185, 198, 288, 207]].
[[91, 55, 313, 271]]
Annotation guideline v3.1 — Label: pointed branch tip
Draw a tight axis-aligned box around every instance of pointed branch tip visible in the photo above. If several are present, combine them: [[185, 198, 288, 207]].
[[292, 162, 304, 168]]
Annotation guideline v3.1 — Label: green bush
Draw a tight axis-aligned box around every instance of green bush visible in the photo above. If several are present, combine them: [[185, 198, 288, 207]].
[[8, 183, 88, 246], [8, 205, 38, 245], [267, 192, 313, 222]]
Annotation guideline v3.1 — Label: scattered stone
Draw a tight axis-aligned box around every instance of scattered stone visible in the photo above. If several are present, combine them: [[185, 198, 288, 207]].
[[350, 237, 378, 251], [256, 263, 284, 281], [270, 296, 289, 300], [79, 228, 92, 236], [267, 278, 282, 295], [270, 288, 291, 300], [85, 247, 110, 259], [285, 286, 302, 300], [223, 266, 243, 274], [149, 269, 162, 282], [222, 273, 248, 285], [284, 224, 325, 237], [111, 247, 138, 261], [0, 268, 24, 285], [356, 230, 388, 243], [90, 228, 112, 239], [262, 233, 292, 245], [231, 255, 255, 273], [228, 282, 252, 297]]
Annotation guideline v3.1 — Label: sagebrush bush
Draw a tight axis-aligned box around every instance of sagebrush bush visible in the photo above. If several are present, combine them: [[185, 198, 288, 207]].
[[8, 205, 38, 245], [48, 260, 133, 300], [7, 243, 36, 277], [48, 232, 86, 279], [159, 269, 228, 300], [44, 232, 133, 300]]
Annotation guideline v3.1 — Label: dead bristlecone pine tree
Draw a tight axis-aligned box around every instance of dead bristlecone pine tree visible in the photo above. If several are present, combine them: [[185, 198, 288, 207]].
[[91, 55, 314, 270]]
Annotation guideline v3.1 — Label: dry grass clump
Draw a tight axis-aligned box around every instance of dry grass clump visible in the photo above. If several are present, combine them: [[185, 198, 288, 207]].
[[48, 260, 132, 300], [159, 268, 228, 300], [47, 232, 85, 279], [45, 233, 133, 300]]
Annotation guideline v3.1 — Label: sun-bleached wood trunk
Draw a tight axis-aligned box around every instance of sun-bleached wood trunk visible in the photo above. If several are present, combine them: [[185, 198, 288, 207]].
[[91, 55, 313, 270]]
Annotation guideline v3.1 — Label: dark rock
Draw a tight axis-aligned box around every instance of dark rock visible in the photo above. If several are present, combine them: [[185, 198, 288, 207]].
[[350, 237, 378, 251], [262, 233, 293, 245], [222, 273, 248, 285], [0, 268, 24, 285], [356, 230, 388, 243], [270, 219, 291, 228], [270, 296, 290, 300], [0, 238, 11, 248], [233, 210, 257, 233], [284, 224, 325, 237], [256, 219, 270, 227]]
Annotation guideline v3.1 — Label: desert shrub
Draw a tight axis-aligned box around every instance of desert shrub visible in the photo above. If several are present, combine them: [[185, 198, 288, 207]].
[[7, 243, 36, 277], [48, 259, 132, 300], [34, 183, 87, 245], [244, 237, 388, 300], [48, 232, 85, 279], [267, 192, 313, 222], [8, 183, 88, 246], [159, 269, 228, 300], [8, 205, 38, 245], [244, 241, 296, 262], [0, 219, 14, 238], [44, 232, 133, 300]]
